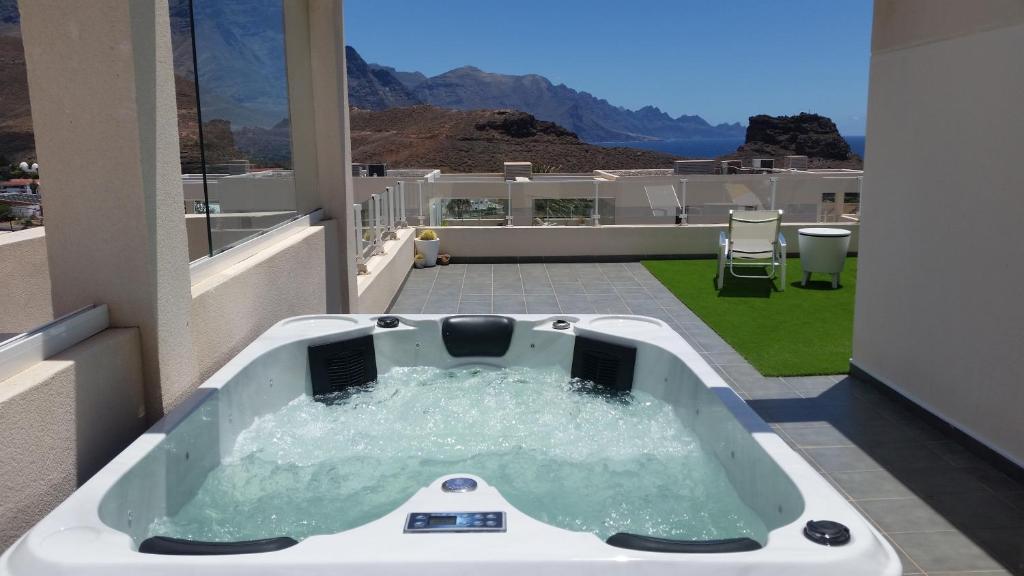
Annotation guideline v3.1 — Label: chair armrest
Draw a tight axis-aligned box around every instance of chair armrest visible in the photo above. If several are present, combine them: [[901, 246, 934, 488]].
[[719, 231, 728, 255]]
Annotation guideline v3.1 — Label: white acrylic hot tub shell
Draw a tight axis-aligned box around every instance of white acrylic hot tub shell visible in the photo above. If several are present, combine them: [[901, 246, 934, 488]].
[[1, 315, 901, 576]]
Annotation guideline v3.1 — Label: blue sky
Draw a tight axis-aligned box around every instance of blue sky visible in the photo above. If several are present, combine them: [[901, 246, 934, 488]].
[[344, 0, 872, 135]]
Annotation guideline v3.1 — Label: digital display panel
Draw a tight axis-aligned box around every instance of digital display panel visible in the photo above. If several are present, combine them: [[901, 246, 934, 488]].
[[428, 515, 457, 527]]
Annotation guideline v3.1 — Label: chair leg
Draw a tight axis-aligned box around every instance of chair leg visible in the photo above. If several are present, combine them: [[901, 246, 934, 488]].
[[832, 273, 839, 289], [779, 259, 786, 291], [802, 271, 810, 286]]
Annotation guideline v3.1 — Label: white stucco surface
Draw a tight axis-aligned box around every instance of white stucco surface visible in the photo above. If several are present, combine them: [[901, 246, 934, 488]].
[[190, 225, 327, 384], [357, 228, 414, 312], [853, 6, 1024, 465], [425, 224, 858, 259], [0, 228, 52, 335], [0, 328, 144, 551], [19, 0, 194, 419]]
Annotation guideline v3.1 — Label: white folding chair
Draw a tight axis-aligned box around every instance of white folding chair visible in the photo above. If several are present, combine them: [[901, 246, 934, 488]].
[[717, 210, 787, 291]]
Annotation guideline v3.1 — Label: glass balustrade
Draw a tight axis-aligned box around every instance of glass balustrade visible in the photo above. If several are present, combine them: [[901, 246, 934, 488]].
[[172, 0, 299, 261]]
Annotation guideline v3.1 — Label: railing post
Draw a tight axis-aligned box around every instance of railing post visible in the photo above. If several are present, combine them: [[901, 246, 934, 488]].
[[385, 186, 395, 233], [678, 178, 688, 225], [592, 180, 601, 227], [397, 181, 407, 228], [389, 185, 397, 229], [370, 192, 382, 254], [353, 203, 367, 272], [769, 176, 778, 211], [856, 175, 864, 222], [417, 181, 425, 226], [505, 181, 514, 227]]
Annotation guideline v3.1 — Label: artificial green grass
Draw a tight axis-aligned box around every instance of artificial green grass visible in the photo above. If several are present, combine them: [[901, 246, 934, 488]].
[[642, 257, 857, 376]]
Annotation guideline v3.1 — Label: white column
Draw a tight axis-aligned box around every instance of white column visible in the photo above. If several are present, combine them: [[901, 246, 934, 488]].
[[284, 0, 358, 312], [19, 0, 193, 418]]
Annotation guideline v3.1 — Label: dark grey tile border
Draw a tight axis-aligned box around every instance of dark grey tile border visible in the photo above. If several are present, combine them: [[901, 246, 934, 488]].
[[851, 362, 1024, 486]]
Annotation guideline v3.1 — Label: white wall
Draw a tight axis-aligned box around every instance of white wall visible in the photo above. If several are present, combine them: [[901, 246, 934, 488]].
[[0, 228, 52, 335], [853, 1, 1024, 466], [0, 328, 145, 550], [356, 228, 414, 313], [426, 224, 858, 260], [190, 225, 328, 384]]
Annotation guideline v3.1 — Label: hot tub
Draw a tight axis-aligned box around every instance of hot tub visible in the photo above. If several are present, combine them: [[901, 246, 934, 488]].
[[1, 315, 900, 575]]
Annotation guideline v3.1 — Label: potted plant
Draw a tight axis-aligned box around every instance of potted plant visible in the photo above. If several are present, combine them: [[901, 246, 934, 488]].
[[414, 228, 440, 267], [413, 252, 426, 269]]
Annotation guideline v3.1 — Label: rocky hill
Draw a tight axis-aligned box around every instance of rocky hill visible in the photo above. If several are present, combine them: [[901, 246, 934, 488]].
[[166, 0, 291, 129], [176, 75, 246, 172], [346, 46, 421, 110], [0, 32, 33, 163], [366, 62, 427, 92], [724, 113, 862, 169], [349, 106, 679, 173]]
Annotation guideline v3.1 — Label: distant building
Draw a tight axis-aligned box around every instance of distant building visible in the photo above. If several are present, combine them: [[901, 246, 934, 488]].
[[0, 179, 37, 194], [0, 194, 41, 218]]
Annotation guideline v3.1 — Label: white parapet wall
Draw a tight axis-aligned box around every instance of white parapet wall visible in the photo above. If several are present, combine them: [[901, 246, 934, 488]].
[[190, 224, 329, 385], [0, 328, 145, 550], [421, 223, 859, 260], [357, 228, 415, 313], [0, 228, 52, 336]]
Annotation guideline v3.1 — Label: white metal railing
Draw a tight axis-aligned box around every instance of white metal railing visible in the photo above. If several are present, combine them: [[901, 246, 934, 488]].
[[355, 186, 411, 266], [353, 202, 374, 261], [370, 193, 383, 255]]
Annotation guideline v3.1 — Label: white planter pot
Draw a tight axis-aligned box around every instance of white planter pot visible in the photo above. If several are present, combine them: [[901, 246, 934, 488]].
[[414, 238, 440, 267]]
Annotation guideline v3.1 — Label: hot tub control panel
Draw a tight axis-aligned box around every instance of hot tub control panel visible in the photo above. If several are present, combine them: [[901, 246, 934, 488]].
[[404, 512, 506, 533]]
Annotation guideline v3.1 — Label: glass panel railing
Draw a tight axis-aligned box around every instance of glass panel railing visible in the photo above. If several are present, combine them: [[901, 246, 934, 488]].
[[438, 198, 508, 226], [532, 198, 593, 226], [348, 172, 860, 229], [172, 0, 297, 261], [778, 175, 861, 223], [519, 179, 609, 226]]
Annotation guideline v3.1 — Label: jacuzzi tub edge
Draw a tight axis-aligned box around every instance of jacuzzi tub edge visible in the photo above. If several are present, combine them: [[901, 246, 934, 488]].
[[0, 315, 901, 576]]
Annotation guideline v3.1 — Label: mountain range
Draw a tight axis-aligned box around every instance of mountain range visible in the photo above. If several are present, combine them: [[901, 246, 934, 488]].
[[162, 0, 744, 143], [349, 49, 745, 143]]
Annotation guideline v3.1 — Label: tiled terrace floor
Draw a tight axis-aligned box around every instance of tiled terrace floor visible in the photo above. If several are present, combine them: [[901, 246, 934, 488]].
[[390, 263, 1024, 576]]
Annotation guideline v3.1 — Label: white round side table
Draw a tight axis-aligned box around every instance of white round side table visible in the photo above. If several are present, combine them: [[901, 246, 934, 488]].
[[798, 228, 852, 289]]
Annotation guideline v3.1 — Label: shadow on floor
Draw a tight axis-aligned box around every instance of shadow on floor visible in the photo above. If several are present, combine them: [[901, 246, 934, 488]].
[[789, 279, 844, 291], [748, 378, 1024, 575], [713, 275, 779, 298]]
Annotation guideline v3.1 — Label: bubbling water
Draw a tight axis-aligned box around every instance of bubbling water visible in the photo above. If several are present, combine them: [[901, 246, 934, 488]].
[[148, 366, 766, 543]]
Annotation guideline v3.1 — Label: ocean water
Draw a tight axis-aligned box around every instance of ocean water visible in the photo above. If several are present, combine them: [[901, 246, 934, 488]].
[[601, 135, 866, 159], [148, 366, 765, 543]]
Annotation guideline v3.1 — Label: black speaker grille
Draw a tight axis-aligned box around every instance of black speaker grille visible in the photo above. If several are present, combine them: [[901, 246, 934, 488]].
[[324, 348, 368, 391], [309, 336, 377, 401], [577, 350, 620, 385], [571, 336, 636, 392]]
